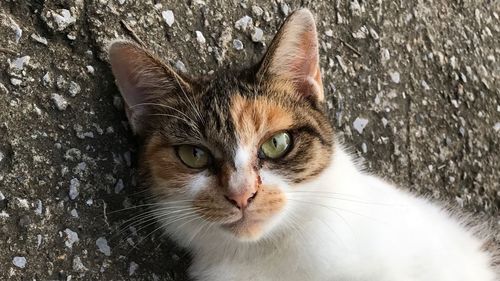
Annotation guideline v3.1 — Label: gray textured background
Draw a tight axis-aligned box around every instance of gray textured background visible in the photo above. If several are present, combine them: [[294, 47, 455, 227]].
[[0, 0, 499, 280]]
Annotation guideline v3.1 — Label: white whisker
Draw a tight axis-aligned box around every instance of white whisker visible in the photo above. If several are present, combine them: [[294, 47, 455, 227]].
[[286, 191, 401, 207], [172, 74, 204, 125], [288, 199, 388, 225], [131, 102, 197, 125], [147, 113, 192, 126]]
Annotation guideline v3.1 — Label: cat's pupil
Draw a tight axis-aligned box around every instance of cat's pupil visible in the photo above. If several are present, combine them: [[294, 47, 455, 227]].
[[272, 138, 278, 147]]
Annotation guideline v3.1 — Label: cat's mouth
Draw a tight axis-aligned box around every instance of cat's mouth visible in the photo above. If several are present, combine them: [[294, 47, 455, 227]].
[[221, 215, 265, 240], [193, 185, 287, 240]]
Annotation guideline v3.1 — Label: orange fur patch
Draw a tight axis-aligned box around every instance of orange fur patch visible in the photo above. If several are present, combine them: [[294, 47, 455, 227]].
[[143, 135, 197, 198], [230, 94, 294, 148]]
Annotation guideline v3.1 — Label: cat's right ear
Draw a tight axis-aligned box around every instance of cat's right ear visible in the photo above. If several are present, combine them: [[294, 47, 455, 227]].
[[257, 9, 323, 103], [108, 40, 190, 135]]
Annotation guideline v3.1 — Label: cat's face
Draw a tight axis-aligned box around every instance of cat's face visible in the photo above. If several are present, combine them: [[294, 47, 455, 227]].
[[109, 9, 334, 242]]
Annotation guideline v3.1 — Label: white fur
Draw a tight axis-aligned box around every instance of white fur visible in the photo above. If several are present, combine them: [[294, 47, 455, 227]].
[[234, 146, 251, 171], [163, 143, 497, 281], [187, 174, 209, 195], [229, 146, 252, 193]]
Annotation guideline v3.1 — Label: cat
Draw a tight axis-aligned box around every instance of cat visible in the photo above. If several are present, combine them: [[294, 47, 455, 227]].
[[108, 8, 498, 281]]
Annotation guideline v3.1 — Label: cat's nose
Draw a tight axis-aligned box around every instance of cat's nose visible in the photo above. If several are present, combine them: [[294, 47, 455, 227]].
[[224, 191, 258, 210]]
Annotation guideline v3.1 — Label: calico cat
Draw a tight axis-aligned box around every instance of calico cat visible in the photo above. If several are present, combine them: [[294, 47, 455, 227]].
[[108, 8, 498, 281]]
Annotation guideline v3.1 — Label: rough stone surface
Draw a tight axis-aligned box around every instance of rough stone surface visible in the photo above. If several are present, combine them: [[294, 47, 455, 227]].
[[0, 0, 499, 280], [12, 256, 27, 269], [95, 237, 111, 257], [162, 10, 175, 27]]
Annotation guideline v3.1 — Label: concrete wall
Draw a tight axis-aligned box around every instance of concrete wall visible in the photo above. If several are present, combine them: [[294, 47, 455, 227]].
[[0, 0, 498, 280]]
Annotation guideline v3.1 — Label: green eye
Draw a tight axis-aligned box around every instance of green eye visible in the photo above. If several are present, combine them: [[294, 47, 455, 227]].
[[260, 132, 292, 159], [176, 145, 210, 169]]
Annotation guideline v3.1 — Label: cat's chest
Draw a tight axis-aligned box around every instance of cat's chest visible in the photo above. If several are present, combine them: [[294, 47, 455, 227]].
[[190, 252, 332, 281], [189, 234, 341, 281]]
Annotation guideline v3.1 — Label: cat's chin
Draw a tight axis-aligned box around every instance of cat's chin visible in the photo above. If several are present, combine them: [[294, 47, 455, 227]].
[[221, 217, 266, 242]]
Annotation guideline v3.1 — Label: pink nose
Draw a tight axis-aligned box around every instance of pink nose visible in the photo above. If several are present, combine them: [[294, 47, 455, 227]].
[[224, 191, 258, 210]]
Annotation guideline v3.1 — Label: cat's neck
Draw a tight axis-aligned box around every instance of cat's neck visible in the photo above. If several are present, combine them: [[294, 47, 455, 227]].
[[307, 142, 361, 191]]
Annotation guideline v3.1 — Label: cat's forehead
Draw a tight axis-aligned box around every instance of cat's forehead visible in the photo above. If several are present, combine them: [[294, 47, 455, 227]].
[[195, 80, 254, 155], [201, 72, 256, 99], [192, 74, 295, 158]]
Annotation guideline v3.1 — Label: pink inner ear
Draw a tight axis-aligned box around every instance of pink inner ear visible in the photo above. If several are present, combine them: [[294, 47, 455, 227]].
[[290, 30, 323, 99], [263, 9, 324, 101], [109, 42, 161, 134], [109, 44, 147, 108], [108, 41, 192, 135]]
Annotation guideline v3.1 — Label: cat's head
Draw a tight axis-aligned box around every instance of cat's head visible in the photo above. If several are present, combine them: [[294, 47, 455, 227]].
[[109, 9, 334, 243]]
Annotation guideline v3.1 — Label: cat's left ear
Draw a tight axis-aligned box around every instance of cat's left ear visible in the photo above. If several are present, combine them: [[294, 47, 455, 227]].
[[257, 9, 323, 102], [108, 40, 192, 135]]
